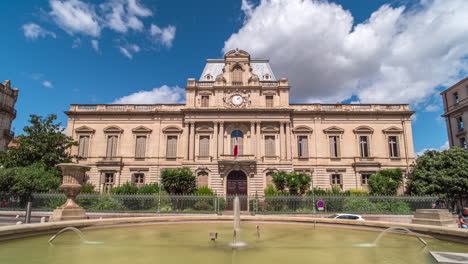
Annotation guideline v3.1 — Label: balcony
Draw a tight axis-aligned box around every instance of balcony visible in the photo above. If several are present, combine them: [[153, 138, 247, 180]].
[[3, 129, 14, 139]]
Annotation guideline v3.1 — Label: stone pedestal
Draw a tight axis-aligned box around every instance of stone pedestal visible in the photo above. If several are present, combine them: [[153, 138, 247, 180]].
[[411, 209, 458, 228], [50, 163, 91, 222]]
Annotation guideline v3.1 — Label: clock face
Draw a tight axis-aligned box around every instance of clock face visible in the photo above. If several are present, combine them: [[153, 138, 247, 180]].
[[232, 95, 243, 105]]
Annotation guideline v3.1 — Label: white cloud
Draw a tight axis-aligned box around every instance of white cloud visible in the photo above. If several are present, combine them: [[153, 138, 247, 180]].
[[49, 0, 101, 37], [91, 39, 99, 51], [42, 81, 53, 88], [411, 113, 417, 122], [118, 44, 139, 59], [241, 0, 254, 19], [416, 141, 450, 157], [22, 23, 56, 40], [72, 38, 82, 48], [223, 0, 468, 104], [424, 104, 440, 112], [112, 85, 185, 104], [101, 0, 152, 33], [150, 24, 176, 48]]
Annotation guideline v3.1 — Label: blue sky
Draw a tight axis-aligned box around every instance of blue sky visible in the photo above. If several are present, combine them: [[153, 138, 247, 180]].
[[1, 0, 467, 155]]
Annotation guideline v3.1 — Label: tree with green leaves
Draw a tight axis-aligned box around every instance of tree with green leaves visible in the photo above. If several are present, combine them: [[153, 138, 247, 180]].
[[0, 114, 77, 169], [368, 168, 403, 195], [408, 148, 468, 211], [161, 168, 196, 194], [0, 163, 61, 196], [271, 171, 311, 195]]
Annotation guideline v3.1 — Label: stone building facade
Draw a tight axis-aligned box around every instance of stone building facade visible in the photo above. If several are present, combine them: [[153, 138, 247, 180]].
[[66, 50, 415, 195], [0, 80, 18, 152], [441, 77, 468, 149]]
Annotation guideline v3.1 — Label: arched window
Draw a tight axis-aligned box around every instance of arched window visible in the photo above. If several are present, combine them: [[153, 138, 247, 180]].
[[197, 171, 208, 187], [231, 65, 243, 85], [231, 130, 244, 155]]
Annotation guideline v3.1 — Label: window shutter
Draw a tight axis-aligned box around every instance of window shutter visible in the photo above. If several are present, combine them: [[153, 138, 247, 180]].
[[329, 136, 335, 158], [106, 136, 117, 158], [199, 136, 210, 156], [336, 136, 341, 157], [79, 136, 89, 157], [265, 136, 275, 156], [238, 136, 243, 155], [135, 136, 146, 158], [300, 136, 308, 157], [166, 136, 177, 158]]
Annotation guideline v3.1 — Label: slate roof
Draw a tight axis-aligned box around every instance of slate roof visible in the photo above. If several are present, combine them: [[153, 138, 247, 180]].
[[199, 59, 276, 81]]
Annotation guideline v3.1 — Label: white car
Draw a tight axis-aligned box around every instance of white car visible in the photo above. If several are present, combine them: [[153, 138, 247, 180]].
[[327, 214, 365, 220]]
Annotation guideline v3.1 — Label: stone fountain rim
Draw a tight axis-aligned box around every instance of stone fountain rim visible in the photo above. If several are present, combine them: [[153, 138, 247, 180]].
[[0, 215, 467, 244]]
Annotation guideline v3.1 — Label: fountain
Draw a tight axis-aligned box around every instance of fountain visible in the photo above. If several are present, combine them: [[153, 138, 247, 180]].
[[48, 227, 103, 245], [228, 196, 246, 248], [355, 226, 427, 247]]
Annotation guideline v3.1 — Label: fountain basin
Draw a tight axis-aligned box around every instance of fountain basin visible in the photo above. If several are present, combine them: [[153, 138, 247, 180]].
[[0, 221, 467, 264]]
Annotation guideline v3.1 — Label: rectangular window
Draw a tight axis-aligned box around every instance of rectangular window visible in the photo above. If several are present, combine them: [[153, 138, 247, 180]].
[[297, 136, 309, 158], [265, 136, 276, 156], [361, 174, 371, 185], [388, 136, 399, 158], [104, 173, 114, 193], [166, 136, 178, 158], [199, 135, 210, 156], [201, 96, 209, 107], [135, 136, 147, 159], [133, 173, 145, 185], [329, 136, 340, 158], [231, 136, 244, 155], [460, 137, 467, 149], [266, 96, 273, 107], [78, 135, 90, 157], [106, 135, 118, 158], [453, 92, 459, 104], [359, 136, 370, 158], [457, 116, 464, 132], [331, 174, 342, 185]]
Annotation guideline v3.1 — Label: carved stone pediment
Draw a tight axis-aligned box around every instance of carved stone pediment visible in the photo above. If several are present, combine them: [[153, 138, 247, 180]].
[[353, 125, 374, 134], [162, 125, 183, 134], [132, 126, 152, 134], [75, 125, 95, 134], [382, 126, 403, 134], [196, 126, 214, 133], [261, 125, 279, 133], [323, 126, 344, 134], [293, 125, 313, 134], [218, 160, 256, 178], [103, 125, 123, 134]]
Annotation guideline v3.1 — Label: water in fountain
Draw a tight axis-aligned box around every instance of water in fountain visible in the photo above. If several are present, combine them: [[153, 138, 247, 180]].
[[48, 227, 103, 245], [228, 196, 246, 248], [355, 226, 427, 247]]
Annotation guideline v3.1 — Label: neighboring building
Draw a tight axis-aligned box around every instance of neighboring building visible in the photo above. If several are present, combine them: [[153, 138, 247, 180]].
[[441, 77, 468, 149], [0, 80, 18, 151], [66, 49, 415, 195]]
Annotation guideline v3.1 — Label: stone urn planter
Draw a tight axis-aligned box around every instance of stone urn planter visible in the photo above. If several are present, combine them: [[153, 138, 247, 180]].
[[50, 163, 91, 222]]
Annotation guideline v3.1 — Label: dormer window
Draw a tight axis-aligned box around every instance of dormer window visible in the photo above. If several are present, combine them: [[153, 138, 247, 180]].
[[204, 74, 213, 81], [201, 95, 209, 107], [453, 92, 459, 104], [263, 74, 271, 80]]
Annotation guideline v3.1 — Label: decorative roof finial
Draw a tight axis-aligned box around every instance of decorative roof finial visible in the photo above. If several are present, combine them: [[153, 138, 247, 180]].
[[235, 48, 240, 55]]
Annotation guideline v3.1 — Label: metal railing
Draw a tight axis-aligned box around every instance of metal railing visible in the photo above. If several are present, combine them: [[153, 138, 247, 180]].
[[0, 193, 437, 215]]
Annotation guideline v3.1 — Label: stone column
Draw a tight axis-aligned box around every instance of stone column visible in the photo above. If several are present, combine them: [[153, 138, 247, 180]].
[[189, 122, 195, 161], [286, 121, 292, 160], [50, 163, 91, 222], [280, 122, 285, 160], [219, 122, 224, 157], [213, 121, 218, 159], [183, 122, 189, 160], [250, 121, 255, 157], [256, 121, 261, 159]]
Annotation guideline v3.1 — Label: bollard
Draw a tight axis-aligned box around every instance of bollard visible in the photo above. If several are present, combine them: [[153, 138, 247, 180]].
[[25, 201, 32, 224]]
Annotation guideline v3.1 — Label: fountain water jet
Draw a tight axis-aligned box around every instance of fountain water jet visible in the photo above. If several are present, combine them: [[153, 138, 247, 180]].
[[355, 226, 427, 247], [48, 227, 103, 245], [228, 196, 246, 248]]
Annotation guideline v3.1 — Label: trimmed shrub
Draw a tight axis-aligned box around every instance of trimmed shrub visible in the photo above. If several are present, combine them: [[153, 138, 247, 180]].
[[375, 200, 411, 214], [110, 182, 139, 194], [137, 183, 160, 194], [195, 186, 214, 196], [81, 183, 97, 194], [349, 189, 368, 196], [87, 196, 123, 212], [161, 168, 196, 194], [342, 197, 377, 213]]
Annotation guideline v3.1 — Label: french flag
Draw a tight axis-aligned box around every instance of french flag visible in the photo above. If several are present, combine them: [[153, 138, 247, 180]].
[[233, 137, 239, 158]]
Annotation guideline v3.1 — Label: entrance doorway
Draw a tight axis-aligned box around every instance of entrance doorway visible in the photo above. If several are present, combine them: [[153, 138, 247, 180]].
[[226, 170, 248, 210]]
